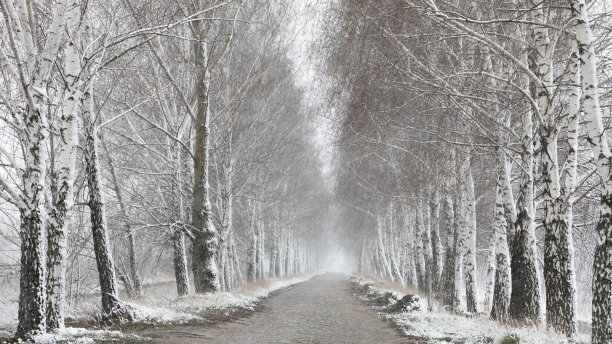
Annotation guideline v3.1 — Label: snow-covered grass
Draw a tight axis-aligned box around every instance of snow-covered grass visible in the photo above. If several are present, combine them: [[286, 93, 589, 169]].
[[349, 274, 590, 344], [123, 275, 313, 325], [30, 327, 146, 344], [0, 275, 312, 342]]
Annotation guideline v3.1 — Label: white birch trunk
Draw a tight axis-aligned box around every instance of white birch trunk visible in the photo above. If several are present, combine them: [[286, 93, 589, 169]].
[[415, 205, 427, 289], [46, 0, 82, 330], [509, 32, 541, 321], [388, 205, 404, 285], [569, 1, 612, 341], [376, 212, 393, 280], [465, 167, 478, 313]]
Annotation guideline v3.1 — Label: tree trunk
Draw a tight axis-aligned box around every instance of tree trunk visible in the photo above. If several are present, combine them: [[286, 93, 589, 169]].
[[275, 212, 282, 278], [543, 36, 579, 338], [17, 209, 47, 337], [376, 212, 393, 280], [388, 205, 404, 285], [454, 152, 471, 313], [491, 151, 511, 322], [82, 82, 123, 319], [257, 203, 265, 279], [465, 168, 478, 313], [415, 206, 427, 289], [441, 177, 457, 307], [102, 135, 143, 299], [191, 12, 219, 294], [569, 1, 612, 342], [12, 1, 67, 336], [173, 229, 190, 296], [430, 191, 442, 292], [270, 213, 278, 278], [46, 0, 81, 328], [509, 105, 541, 323], [247, 200, 257, 282]]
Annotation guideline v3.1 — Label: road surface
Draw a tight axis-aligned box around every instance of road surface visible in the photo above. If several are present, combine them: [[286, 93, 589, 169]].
[[143, 274, 410, 343]]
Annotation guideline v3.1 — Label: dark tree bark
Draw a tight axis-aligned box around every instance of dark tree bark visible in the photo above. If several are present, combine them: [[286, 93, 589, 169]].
[[102, 135, 143, 298], [82, 82, 123, 319], [16, 94, 50, 337], [173, 230, 190, 296], [430, 194, 442, 291], [441, 193, 457, 308], [17, 209, 47, 337], [190, 10, 219, 294]]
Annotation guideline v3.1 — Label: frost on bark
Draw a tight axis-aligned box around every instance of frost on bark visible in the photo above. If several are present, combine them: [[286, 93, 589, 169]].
[[441, 176, 457, 308], [191, 14, 219, 293], [11, 0, 68, 336], [17, 202, 47, 338], [453, 193, 464, 312], [217, 145, 234, 290], [430, 191, 442, 291], [480, 45, 496, 316], [404, 209, 418, 287], [484, 227, 496, 314], [256, 202, 265, 279], [569, 0, 612, 342], [45, 6, 77, 331], [284, 228, 291, 276], [376, 212, 393, 280], [102, 135, 143, 299], [453, 151, 471, 313], [17, 137, 49, 336], [82, 82, 123, 320], [270, 219, 278, 278], [542, 37, 579, 338], [247, 200, 257, 282], [415, 206, 427, 290], [387, 205, 404, 285], [509, 105, 541, 323], [46, 0, 82, 329], [230, 231, 243, 287], [491, 151, 512, 322], [173, 229, 190, 296], [464, 168, 478, 313], [528, 4, 577, 335], [274, 210, 282, 277]]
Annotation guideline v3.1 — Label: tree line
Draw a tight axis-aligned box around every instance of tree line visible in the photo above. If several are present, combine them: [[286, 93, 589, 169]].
[[323, 0, 612, 343], [0, 0, 326, 340]]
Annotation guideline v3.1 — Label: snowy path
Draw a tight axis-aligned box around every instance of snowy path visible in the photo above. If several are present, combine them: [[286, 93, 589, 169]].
[[142, 274, 410, 343]]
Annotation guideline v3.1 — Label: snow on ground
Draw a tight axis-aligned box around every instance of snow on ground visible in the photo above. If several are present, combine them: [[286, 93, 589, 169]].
[[128, 275, 313, 324], [0, 275, 312, 342], [30, 327, 143, 344], [349, 275, 590, 344], [0, 294, 18, 333]]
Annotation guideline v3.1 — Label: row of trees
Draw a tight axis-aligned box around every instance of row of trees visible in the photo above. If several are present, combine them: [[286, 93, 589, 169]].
[[324, 0, 611, 342], [0, 0, 325, 339]]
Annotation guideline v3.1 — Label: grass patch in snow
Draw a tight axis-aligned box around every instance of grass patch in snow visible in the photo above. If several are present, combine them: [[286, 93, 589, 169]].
[[499, 334, 520, 344], [27, 327, 148, 344]]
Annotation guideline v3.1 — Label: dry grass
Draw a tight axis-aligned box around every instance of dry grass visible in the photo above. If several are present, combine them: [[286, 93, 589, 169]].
[[234, 275, 308, 294], [351, 272, 421, 297]]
